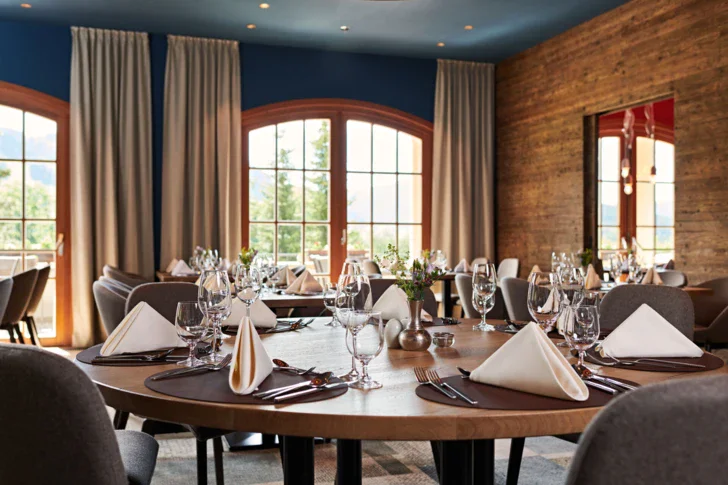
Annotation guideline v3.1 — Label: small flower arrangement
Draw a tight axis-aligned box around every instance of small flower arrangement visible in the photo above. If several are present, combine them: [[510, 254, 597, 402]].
[[238, 247, 258, 266], [376, 244, 444, 301]]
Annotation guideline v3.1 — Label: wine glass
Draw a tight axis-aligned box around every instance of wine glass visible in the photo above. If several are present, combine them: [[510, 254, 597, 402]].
[[322, 283, 340, 327], [472, 263, 497, 331], [564, 305, 600, 373], [433, 250, 447, 270], [198, 269, 232, 364], [174, 301, 208, 367], [551, 251, 560, 273], [527, 272, 562, 333], [472, 289, 495, 331], [234, 264, 262, 318], [336, 303, 359, 383], [346, 311, 384, 390], [609, 253, 623, 284]]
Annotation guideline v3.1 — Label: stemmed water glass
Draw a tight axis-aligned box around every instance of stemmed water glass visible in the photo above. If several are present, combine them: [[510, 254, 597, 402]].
[[472, 262, 497, 331], [198, 269, 232, 364], [564, 305, 600, 373], [174, 301, 208, 367], [609, 253, 623, 284], [345, 311, 384, 390], [555, 267, 585, 345], [527, 272, 562, 333], [322, 283, 340, 327], [234, 264, 262, 319]]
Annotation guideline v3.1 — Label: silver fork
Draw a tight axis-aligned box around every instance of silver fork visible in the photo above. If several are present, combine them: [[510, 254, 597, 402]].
[[151, 354, 232, 381], [414, 367, 456, 399], [428, 370, 478, 405]]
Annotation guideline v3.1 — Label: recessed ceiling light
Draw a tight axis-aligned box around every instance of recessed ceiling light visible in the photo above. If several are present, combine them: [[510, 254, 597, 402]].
[[437, 42, 445, 47], [259, 3, 270, 8], [340, 25, 349, 31], [464, 25, 473, 31], [20, 3, 31, 7], [247, 24, 257, 29]]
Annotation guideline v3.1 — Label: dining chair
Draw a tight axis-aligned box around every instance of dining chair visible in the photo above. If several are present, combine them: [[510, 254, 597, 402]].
[[0, 255, 20, 277], [598, 285, 694, 338], [22, 264, 51, 345], [0, 279, 13, 340], [369, 278, 438, 317], [657, 269, 688, 287], [497, 258, 520, 279], [292, 265, 307, 277], [500, 277, 532, 322], [566, 375, 728, 485], [0, 268, 38, 344], [103, 264, 150, 288], [100, 275, 134, 295], [361, 259, 382, 275], [454, 274, 507, 320], [0, 343, 159, 485], [93, 280, 128, 336], [471, 257, 489, 267], [691, 276, 728, 350]]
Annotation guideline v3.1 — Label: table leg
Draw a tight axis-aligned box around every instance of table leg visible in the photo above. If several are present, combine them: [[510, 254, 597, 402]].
[[442, 279, 453, 318], [439, 440, 473, 485], [506, 437, 525, 485], [280, 436, 314, 485], [336, 439, 362, 485], [474, 439, 495, 485]]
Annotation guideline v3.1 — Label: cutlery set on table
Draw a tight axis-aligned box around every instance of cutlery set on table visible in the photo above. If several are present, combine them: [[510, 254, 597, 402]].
[[91, 348, 188, 365]]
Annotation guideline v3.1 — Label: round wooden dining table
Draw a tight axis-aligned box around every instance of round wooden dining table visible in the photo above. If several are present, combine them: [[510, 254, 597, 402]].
[[77, 318, 728, 485]]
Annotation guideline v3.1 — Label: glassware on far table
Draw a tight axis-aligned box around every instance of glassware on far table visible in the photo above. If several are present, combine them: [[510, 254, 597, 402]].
[[346, 311, 384, 390], [198, 269, 232, 364], [472, 262, 497, 331], [564, 304, 600, 373], [175, 301, 208, 367], [527, 271, 563, 333], [322, 283, 340, 327], [233, 264, 262, 318], [609, 253, 623, 284]]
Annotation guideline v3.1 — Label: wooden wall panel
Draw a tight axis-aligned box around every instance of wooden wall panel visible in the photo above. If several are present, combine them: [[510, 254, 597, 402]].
[[496, 0, 728, 284]]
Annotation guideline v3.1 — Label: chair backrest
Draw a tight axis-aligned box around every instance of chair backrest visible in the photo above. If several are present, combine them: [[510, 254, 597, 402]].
[[455, 274, 507, 320], [103, 264, 149, 288], [93, 280, 128, 335], [292, 265, 306, 277], [100, 275, 133, 293], [0, 279, 13, 327], [24, 265, 51, 317], [126, 282, 199, 323], [0, 344, 128, 484], [694, 277, 728, 327], [1, 269, 38, 325], [497, 258, 520, 279], [657, 269, 688, 288], [361, 259, 382, 275], [369, 278, 438, 317], [471, 257, 489, 267], [599, 285, 694, 338], [500, 277, 532, 321], [566, 375, 728, 485], [0, 256, 20, 277]]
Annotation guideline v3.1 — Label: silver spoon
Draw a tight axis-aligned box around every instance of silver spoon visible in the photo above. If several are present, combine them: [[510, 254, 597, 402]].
[[273, 381, 348, 403], [273, 359, 317, 375], [456, 367, 471, 379], [571, 364, 636, 392], [260, 372, 335, 400]]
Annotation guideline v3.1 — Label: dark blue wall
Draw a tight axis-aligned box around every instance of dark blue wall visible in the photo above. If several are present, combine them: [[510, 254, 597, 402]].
[[0, 19, 437, 267]]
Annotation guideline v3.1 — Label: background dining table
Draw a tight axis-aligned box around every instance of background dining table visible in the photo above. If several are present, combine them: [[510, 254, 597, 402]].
[[75, 317, 728, 485]]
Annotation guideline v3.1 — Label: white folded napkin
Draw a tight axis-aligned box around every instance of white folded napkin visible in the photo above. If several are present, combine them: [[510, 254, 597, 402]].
[[453, 259, 472, 273], [222, 299, 277, 329], [165, 258, 180, 273], [470, 322, 589, 401], [372, 285, 431, 321], [528, 265, 542, 279], [640, 267, 663, 285], [285, 270, 323, 294], [584, 264, 602, 290], [229, 316, 273, 395], [598, 304, 702, 358], [273, 266, 296, 287], [539, 288, 558, 313], [100, 302, 184, 356], [171, 259, 196, 276]]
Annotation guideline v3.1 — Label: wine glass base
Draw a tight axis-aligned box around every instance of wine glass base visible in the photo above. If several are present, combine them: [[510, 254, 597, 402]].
[[339, 371, 360, 383], [350, 379, 382, 390], [200, 353, 227, 364], [177, 356, 206, 367], [556, 340, 570, 347], [324, 318, 340, 327], [472, 323, 496, 332]]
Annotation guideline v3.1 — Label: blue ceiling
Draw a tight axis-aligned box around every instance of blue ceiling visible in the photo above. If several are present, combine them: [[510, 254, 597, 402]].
[[0, 0, 629, 61]]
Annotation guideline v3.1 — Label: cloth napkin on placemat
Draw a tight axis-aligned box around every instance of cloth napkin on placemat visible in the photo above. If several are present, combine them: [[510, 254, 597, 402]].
[[100, 302, 183, 356], [222, 299, 277, 329], [170, 259, 196, 276], [453, 259, 471, 273], [528, 265, 542, 279], [598, 304, 702, 358], [285, 270, 323, 294], [640, 267, 663, 285], [469, 322, 589, 401], [584, 264, 602, 290], [372, 285, 432, 321], [229, 316, 273, 395]]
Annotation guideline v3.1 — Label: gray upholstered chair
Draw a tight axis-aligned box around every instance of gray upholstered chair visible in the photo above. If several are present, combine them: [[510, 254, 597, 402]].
[[497, 258, 520, 279], [0, 268, 38, 344], [0, 278, 13, 340], [692, 276, 728, 350], [500, 277, 532, 321], [566, 375, 728, 485], [454, 274, 506, 320], [471, 257, 489, 267], [22, 264, 51, 345], [103, 264, 150, 288], [100, 275, 133, 295], [361, 259, 382, 276], [93, 280, 128, 335], [0, 343, 158, 485], [657, 269, 688, 288], [369, 278, 438, 317], [599, 285, 694, 338]]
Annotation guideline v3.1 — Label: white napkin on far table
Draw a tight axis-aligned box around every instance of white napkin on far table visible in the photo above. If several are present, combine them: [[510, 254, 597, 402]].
[[453, 259, 472, 273], [598, 304, 702, 358], [528, 265, 542, 279], [371, 285, 432, 321], [222, 299, 277, 329], [640, 267, 663, 285], [469, 322, 589, 401], [228, 316, 273, 395], [584, 264, 602, 290], [100, 302, 183, 356], [285, 270, 323, 294], [165, 258, 180, 273], [171, 260, 196, 276]]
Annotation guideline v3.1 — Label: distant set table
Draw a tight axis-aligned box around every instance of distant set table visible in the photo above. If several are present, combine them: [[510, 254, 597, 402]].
[[156, 271, 198, 283]]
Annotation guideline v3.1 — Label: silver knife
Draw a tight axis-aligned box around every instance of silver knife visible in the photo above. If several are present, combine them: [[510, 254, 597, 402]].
[[442, 382, 478, 405], [273, 382, 348, 402], [590, 375, 637, 391], [636, 358, 705, 369], [584, 379, 617, 395]]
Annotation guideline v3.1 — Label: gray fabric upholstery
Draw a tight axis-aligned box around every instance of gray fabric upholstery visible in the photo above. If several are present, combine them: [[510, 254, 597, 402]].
[[471, 257, 489, 267], [126, 282, 199, 322], [497, 258, 520, 279], [1, 269, 38, 325], [93, 280, 128, 335], [0, 278, 13, 325], [657, 269, 688, 288], [0, 343, 143, 485], [103, 264, 150, 288], [115, 430, 159, 485], [455, 274, 506, 320], [500, 277, 532, 321], [566, 375, 728, 485], [369, 278, 438, 317], [100, 275, 134, 295], [599, 285, 694, 338], [692, 277, 728, 345], [23, 265, 50, 317], [361, 259, 382, 275]]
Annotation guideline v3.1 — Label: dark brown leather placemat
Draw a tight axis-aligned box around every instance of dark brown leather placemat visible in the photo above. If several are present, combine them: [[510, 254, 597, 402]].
[[493, 324, 613, 340], [416, 375, 638, 410], [76, 344, 189, 366], [586, 349, 724, 373], [145, 369, 348, 405]]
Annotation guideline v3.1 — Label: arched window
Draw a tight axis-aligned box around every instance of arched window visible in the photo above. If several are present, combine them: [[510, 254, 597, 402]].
[[242, 99, 432, 281]]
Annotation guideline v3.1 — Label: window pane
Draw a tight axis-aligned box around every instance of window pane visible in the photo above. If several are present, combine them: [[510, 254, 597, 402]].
[[277, 121, 304, 169], [277, 171, 303, 221], [347, 224, 370, 261], [656, 228, 674, 250], [25, 162, 56, 219], [655, 141, 674, 183], [0, 221, 22, 250], [636, 182, 654, 227], [636, 137, 654, 182], [373, 224, 396, 257], [372, 125, 397, 173], [636, 227, 655, 250], [398, 132, 422, 174], [347, 173, 371, 223], [305, 119, 330, 170], [249, 125, 276, 168], [0, 105, 23, 159], [305, 224, 329, 274], [250, 223, 274, 256], [24, 112, 56, 161], [599, 137, 620, 181], [277, 224, 302, 263], [304, 171, 329, 222], [654, 250, 674, 265], [25, 221, 55, 250], [0, 161, 23, 218], [372, 174, 396, 223], [34, 277, 56, 337], [249, 170, 275, 221], [599, 227, 619, 250], [347, 121, 371, 172], [599, 181, 619, 226], [655, 184, 674, 226], [398, 174, 422, 223], [398, 225, 422, 259]]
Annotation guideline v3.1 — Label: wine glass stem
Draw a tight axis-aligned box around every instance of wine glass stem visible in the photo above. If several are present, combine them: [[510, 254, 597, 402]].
[[212, 321, 221, 359], [360, 362, 370, 383], [350, 357, 357, 374], [578, 350, 585, 368], [188, 342, 195, 362], [481, 313, 487, 326], [246, 304, 251, 319]]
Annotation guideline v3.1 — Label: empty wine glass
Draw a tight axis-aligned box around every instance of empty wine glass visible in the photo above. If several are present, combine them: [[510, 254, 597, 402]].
[[175, 301, 208, 367], [472, 289, 495, 331], [337, 304, 359, 383], [198, 269, 232, 364], [551, 251, 560, 273], [472, 263, 497, 331], [346, 311, 384, 390], [564, 305, 600, 373], [323, 283, 340, 327], [609, 253, 623, 284], [527, 272, 562, 333], [234, 264, 262, 318]]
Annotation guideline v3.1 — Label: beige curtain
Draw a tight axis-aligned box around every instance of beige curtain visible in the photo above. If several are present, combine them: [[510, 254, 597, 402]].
[[160, 35, 241, 268], [70, 27, 154, 347], [431, 59, 495, 263]]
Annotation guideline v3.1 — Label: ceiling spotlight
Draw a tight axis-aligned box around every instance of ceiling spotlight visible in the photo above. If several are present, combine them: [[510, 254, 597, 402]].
[[437, 42, 445, 47], [464, 25, 473, 30], [340, 25, 349, 31], [247, 24, 257, 29], [20, 3, 31, 7], [259, 3, 270, 8]]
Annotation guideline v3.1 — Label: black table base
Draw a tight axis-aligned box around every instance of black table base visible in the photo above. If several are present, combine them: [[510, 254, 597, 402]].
[[281, 436, 315, 485]]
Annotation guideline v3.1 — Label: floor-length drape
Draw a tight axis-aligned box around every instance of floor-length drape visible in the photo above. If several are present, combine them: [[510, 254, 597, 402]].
[[70, 27, 154, 347], [431, 59, 495, 263], [160, 35, 242, 268]]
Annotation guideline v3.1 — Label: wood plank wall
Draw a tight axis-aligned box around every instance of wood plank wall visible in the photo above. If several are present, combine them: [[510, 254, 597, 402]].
[[495, 0, 728, 284]]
